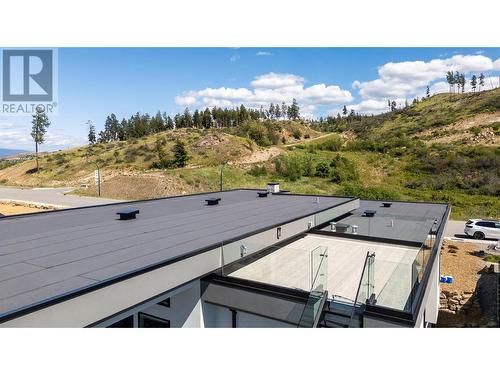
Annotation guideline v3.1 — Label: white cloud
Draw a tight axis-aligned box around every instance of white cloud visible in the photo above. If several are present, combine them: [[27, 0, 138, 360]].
[[174, 95, 197, 106], [493, 58, 500, 70], [0, 125, 85, 150], [256, 51, 273, 56], [229, 54, 240, 62], [354, 54, 500, 100], [251, 72, 305, 89], [175, 72, 353, 115]]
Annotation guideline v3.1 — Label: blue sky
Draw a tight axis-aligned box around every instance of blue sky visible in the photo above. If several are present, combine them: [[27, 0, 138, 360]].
[[1, 47, 500, 151]]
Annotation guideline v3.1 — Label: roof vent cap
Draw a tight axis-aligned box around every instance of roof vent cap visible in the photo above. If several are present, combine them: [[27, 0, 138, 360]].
[[205, 197, 221, 206], [117, 208, 140, 220], [364, 209, 377, 217]]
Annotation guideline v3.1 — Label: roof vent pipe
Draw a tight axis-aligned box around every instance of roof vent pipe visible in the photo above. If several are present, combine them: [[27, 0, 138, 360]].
[[267, 183, 280, 193], [351, 225, 358, 234], [330, 222, 336, 232]]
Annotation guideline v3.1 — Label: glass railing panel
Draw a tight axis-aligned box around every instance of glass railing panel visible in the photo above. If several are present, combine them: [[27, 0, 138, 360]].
[[298, 245, 328, 327], [373, 258, 415, 311]]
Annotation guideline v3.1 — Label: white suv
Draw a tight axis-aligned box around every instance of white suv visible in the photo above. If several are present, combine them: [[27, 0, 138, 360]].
[[464, 219, 500, 240]]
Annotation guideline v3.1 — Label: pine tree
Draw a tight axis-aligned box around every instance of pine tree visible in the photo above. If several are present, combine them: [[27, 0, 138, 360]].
[[172, 140, 189, 168], [87, 120, 96, 145], [390, 100, 397, 111], [471, 74, 477, 92], [281, 102, 287, 120], [454, 71, 461, 93], [288, 98, 300, 120], [269, 103, 275, 119], [459, 74, 466, 93], [31, 109, 51, 173], [274, 104, 281, 119], [202, 108, 212, 128], [193, 109, 202, 128], [342, 105, 348, 116], [479, 73, 485, 91], [426, 85, 430, 98], [446, 71, 454, 93]]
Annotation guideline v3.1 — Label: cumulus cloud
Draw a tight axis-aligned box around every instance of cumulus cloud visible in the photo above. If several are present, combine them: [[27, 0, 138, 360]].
[[354, 54, 500, 100], [251, 72, 305, 89], [174, 72, 353, 114]]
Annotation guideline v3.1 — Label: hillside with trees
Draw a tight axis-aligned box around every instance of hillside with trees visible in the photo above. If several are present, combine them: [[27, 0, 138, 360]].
[[0, 90, 498, 219]]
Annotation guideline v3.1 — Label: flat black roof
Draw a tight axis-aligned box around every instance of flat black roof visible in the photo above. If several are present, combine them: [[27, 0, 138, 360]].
[[319, 199, 449, 244], [0, 189, 355, 320]]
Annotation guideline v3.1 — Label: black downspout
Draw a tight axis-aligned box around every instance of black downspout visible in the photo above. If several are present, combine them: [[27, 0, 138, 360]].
[[231, 309, 237, 328]]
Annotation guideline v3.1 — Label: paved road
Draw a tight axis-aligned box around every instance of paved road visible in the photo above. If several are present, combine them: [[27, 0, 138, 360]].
[[0, 187, 123, 208]]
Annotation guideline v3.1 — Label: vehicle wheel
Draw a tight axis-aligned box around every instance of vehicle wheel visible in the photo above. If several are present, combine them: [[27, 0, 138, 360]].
[[473, 231, 485, 240]]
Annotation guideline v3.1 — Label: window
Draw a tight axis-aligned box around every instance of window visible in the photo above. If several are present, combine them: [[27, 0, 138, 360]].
[[477, 221, 495, 228], [138, 312, 170, 328], [158, 297, 170, 307], [108, 315, 134, 328]]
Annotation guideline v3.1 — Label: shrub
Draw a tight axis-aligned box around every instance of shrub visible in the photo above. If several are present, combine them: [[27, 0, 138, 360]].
[[339, 182, 402, 200], [248, 165, 267, 177], [330, 154, 358, 183], [314, 161, 330, 178], [274, 155, 303, 181], [247, 122, 270, 146], [316, 135, 343, 151], [291, 128, 302, 140], [469, 126, 481, 136]]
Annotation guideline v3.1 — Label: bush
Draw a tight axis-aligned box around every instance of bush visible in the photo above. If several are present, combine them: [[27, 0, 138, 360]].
[[339, 182, 402, 200], [314, 161, 330, 178], [248, 165, 267, 177], [247, 122, 271, 146], [292, 128, 302, 139], [315, 135, 343, 151], [469, 126, 481, 136], [274, 155, 303, 181], [330, 154, 358, 183]]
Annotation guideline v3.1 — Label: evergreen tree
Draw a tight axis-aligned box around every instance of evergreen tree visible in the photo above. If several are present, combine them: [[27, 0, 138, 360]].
[[31, 109, 51, 173], [454, 71, 461, 93], [87, 120, 96, 145], [426, 85, 430, 98], [172, 140, 189, 168], [288, 98, 300, 120], [479, 73, 485, 91], [281, 102, 287, 120], [274, 104, 281, 119], [390, 100, 397, 111], [268, 103, 275, 119], [459, 74, 466, 93], [193, 109, 202, 128], [446, 71, 453, 93], [202, 108, 212, 128], [471, 74, 477, 92], [342, 105, 348, 116], [182, 108, 192, 128]]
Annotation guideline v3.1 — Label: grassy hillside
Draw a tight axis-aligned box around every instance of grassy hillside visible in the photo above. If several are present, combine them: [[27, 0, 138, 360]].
[[0, 90, 498, 220]]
